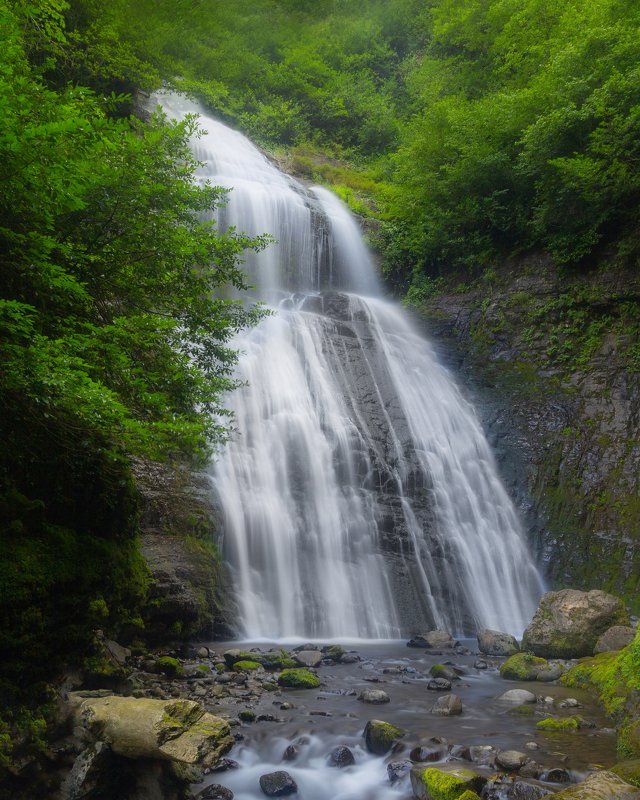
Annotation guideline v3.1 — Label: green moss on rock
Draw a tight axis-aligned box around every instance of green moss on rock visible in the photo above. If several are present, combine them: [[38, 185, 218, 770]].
[[420, 766, 486, 799], [155, 656, 184, 678], [233, 660, 261, 671], [500, 652, 548, 680], [536, 715, 580, 732], [277, 668, 320, 689], [364, 720, 405, 755]]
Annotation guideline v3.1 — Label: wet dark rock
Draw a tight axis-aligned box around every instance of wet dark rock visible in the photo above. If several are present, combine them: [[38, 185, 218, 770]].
[[430, 694, 462, 716], [282, 745, 298, 762], [210, 759, 239, 773], [256, 714, 281, 723], [594, 625, 636, 654], [519, 761, 543, 779], [469, 745, 497, 766], [196, 786, 234, 800], [387, 760, 412, 782], [429, 664, 458, 681], [340, 653, 361, 664], [259, 770, 298, 797], [541, 768, 571, 783], [410, 745, 445, 763], [328, 746, 355, 768], [408, 630, 455, 649], [474, 659, 489, 670], [427, 678, 452, 691], [449, 744, 472, 761], [364, 720, 405, 755]]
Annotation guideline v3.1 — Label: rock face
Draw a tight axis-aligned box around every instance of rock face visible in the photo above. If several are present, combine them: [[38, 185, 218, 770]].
[[420, 260, 640, 608], [594, 625, 636, 654], [477, 628, 519, 656], [73, 695, 233, 767], [522, 589, 629, 658], [550, 770, 640, 798], [364, 720, 405, 755]]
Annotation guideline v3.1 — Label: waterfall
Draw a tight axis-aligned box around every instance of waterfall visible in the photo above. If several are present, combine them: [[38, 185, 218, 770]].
[[153, 91, 544, 638]]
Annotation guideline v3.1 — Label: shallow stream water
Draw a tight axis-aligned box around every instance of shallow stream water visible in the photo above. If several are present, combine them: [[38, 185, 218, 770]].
[[197, 640, 616, 800]]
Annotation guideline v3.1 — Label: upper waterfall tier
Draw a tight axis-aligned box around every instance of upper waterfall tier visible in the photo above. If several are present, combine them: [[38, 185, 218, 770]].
[[151, 92, 379, 297], [153, 91, 545, 638]]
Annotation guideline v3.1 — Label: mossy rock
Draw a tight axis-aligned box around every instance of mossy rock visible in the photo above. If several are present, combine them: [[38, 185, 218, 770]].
[[510, 704, 535, 716], [611, 759, 640, 788], [431, 664, 459, 680], [458, 793, 482, 800], [239, 709, 256, 722], [414, 765, 486, 800], [277, 668, 320, 689], [233, 660, 261, 671], [155, 656, 184, 678], [324, 645, 345, 661], [364, 720, 405, 755], [550, 769, 640, 798], [500, 652, 548, 680], [536, 715, 580, 732]]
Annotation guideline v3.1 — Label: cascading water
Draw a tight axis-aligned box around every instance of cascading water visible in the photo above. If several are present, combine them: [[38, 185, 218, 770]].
[[153, 91, 544, 639]]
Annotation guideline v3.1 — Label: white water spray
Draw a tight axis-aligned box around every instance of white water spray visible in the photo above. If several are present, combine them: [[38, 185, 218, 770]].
[[153, 91, 544, 638]]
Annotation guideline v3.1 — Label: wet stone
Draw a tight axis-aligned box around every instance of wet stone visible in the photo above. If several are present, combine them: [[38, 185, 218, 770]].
[[427, 678, 452, 691], [387, 760, 412, 782], [410, 744, 445, 763], [328, 746, 355, 768], [259, 771, 298, 797]]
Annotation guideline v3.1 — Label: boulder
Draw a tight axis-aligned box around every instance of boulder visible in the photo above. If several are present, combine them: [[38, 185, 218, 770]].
[[277, 668, 320, 689], [550, 770, 640, 798], [387, 760, 412, 782], [477, 629, 520, 657], [430, 694, 462, 716], [427, 678, 452, 691], [500, 653, 549, 680], [497, 689, 537, 704], [410, 744, 446, 763], [196, 786, 234, 800], [495, 750, 528, 771], [430, 664, 459, 681], [594, 625, 636, 654], [410, 765, 486, 800], [72, 695, 233, 767], [358, 688, 390, 704], [293, 650, 323, 668], [408, 630, 456, 650], [522, 589, 629, 658], [259, 771, 298, 797], [535, 662, 564, 682], [328, 745, 355, 767], [364, 720, 405, 755]]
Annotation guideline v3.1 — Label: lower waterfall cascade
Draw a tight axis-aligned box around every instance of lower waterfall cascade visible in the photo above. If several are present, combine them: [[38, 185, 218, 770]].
[[153, 91, 545, 639]]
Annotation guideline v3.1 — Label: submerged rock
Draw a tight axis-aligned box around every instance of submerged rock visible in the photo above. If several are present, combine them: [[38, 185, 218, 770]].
[[522, 589, 629, 658], [259, 770, 298, 797], [364, 720, 405, 755], [477, 629, 520, 657]]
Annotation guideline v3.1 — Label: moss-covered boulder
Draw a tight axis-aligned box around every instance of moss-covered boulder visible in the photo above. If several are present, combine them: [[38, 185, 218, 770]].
[[72, 695, 233, 767], [611, 760, 640, 788], [410, 765, 486, 800], [364, 720, 405, 755], [233, 660, 261, 671], [522, 589, 629, 658], [550, 769, 640, 798], [277, 668, 320, 689], [500, 652, 548, 680], [536, 715, 580, 732], [154, 656, 184, 678]]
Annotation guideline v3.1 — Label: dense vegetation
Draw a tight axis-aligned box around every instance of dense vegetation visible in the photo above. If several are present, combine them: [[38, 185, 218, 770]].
[[2, 0, 639, 712]]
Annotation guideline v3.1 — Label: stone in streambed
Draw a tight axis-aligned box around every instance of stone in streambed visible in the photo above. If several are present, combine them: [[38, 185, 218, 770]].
[[388, 760, 412, 782], [477, 628, 519, 657], [522, 589, 629, 659], [430, 664, 459, 681], [277, 669, 320, 689], [293, 650, 323, 668], [550, 770, 640, 798], [408, 630, 456, 650], [328, 746, 355, 767], [259, 771, 298, 797], [196, 786, 234, 800], [498, 689, 537, 704], [364, 720, 405, 755], [430, 693, 462, 716], [427, 678, 452, 691], [500, 653, 549, 681], [410, 765, 486, 800], [358, 688, 390, 704], [495, 749, 528, 771], [410, 744, 446, 763]]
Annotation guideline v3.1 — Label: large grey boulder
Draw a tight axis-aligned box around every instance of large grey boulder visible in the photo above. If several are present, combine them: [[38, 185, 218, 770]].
[[594, 625, 636, 654], [550, 770, 640, 798], [522, 589, 629, 658], [72, 695, 233, 768], [408, 630, 455, 649], [477, 628, 520, 656]]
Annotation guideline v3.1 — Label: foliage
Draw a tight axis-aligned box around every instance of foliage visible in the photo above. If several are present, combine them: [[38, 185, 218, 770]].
[[0, 0, 265, 704]]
